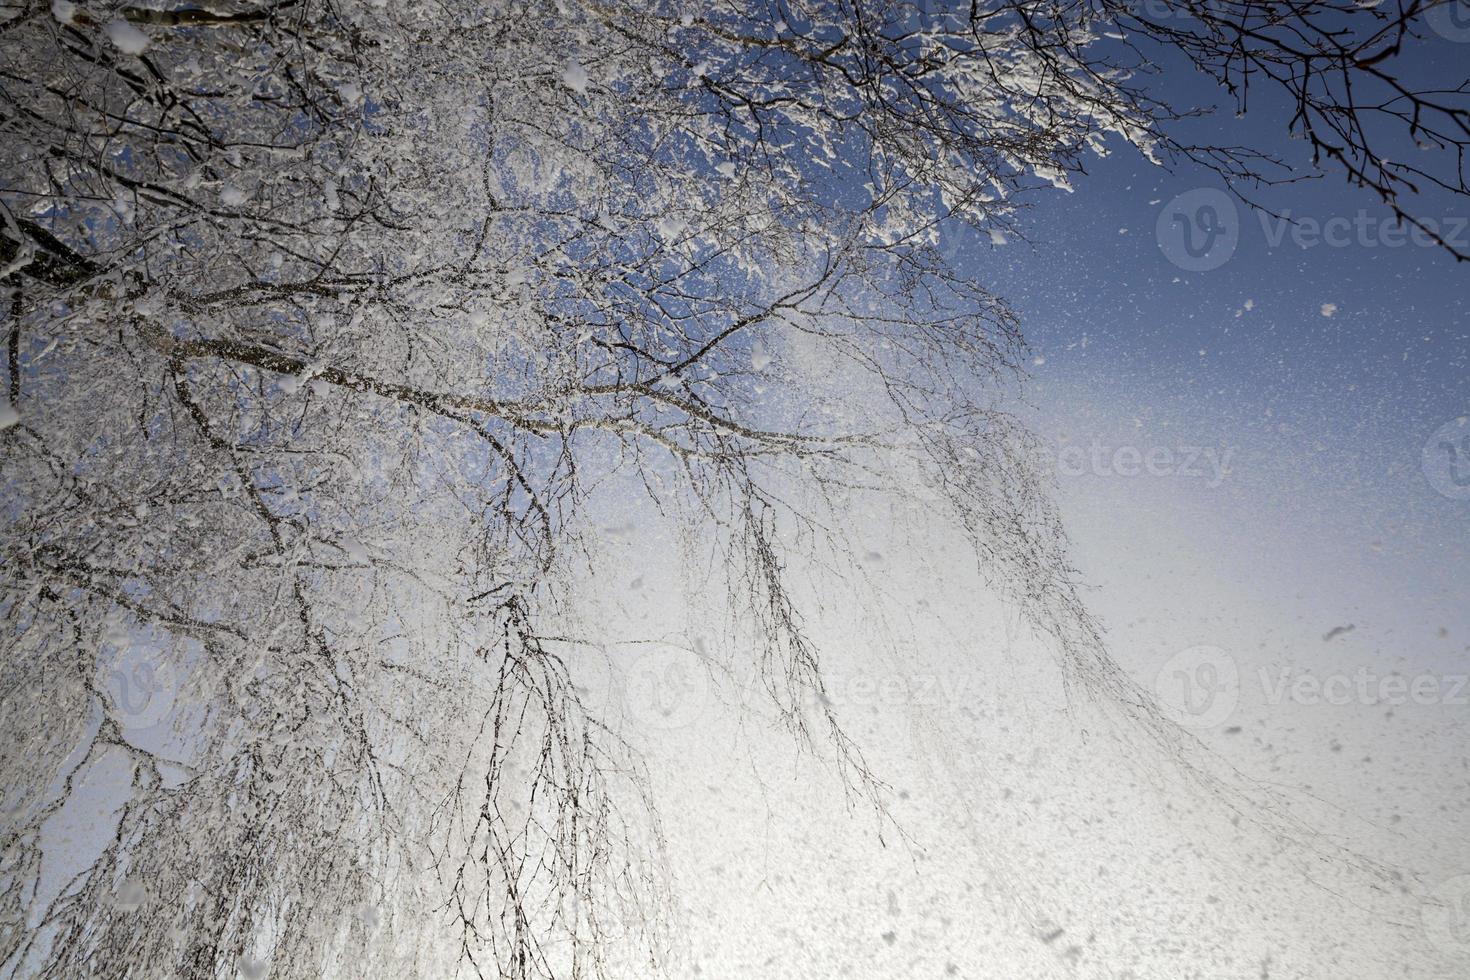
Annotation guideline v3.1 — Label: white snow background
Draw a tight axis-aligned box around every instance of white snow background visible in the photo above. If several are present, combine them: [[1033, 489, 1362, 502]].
[[564, 376, 1470, 979], [23, 352, 1467, 980]]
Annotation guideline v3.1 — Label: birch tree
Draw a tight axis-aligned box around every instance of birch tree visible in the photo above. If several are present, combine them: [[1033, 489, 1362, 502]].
[[1, 0, 1464, 977]]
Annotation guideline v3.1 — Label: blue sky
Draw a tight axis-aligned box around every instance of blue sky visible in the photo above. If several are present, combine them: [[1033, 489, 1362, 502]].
[[937, 29, 1469, 679]]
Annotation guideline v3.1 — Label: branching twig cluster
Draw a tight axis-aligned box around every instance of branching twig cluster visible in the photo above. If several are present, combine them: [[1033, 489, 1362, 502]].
[[1, 0, 1463, 976]]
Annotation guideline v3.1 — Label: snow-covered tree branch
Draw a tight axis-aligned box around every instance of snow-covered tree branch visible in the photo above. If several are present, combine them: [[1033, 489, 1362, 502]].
[[1, 0, 1465, 976]]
